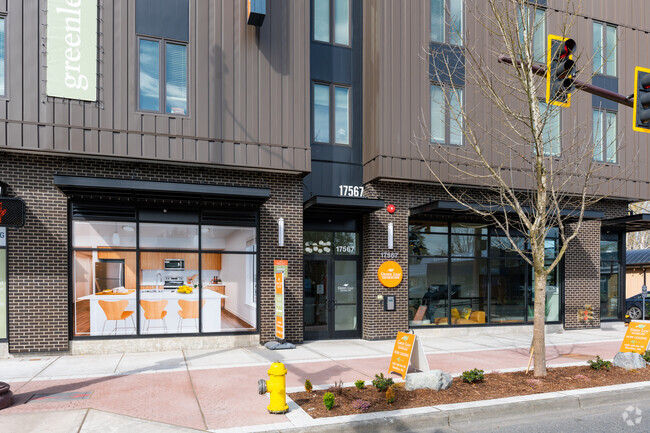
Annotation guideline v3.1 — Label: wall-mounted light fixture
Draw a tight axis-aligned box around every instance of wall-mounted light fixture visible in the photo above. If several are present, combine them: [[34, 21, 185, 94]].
[[278, 217, 285, 247], [387, 223, 394, 250]]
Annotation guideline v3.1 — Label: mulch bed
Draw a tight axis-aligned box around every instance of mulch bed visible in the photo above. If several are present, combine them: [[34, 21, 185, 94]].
[[290, 366, 650, 418]]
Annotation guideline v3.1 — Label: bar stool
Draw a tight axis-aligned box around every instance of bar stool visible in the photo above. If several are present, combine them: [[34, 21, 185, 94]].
[[140, 300, 168, 333], [99, 300, 135, 335], [177, 299, 206, 332]]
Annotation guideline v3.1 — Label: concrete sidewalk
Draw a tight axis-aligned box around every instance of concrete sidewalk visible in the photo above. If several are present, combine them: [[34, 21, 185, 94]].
[[0, 323, 630, 432]]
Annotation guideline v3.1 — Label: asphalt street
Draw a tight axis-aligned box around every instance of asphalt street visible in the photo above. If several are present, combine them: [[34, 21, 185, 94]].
[[408, 395, 650, 433]]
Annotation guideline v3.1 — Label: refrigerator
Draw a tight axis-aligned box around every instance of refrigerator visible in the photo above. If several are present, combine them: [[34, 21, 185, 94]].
[[94, 259, 125, 293]]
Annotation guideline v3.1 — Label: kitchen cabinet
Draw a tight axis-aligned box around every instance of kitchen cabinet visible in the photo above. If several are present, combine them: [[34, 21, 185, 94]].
[[139, 252, 200, 270], [206, 284, 226, 307], [202, 253, 222, 270], [184, 253, 199, 271]]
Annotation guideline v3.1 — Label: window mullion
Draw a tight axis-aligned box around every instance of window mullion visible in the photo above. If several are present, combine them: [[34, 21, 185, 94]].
[[159, 39, 165, 112]]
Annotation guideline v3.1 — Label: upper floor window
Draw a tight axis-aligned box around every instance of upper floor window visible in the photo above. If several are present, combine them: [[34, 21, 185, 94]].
[[517, 5, 546, 63], [431, 83, 464, 146], [313, 83, 350, 145], [593, 108, 617, 163], [431, 0, 463, 46], [593, 22, 617, 76], [538, 101, 561, 156], [313, 0, 350, 46], [136, 0, 189, 115], [138, 39, 188, 115], [0, 16, 5, 97]]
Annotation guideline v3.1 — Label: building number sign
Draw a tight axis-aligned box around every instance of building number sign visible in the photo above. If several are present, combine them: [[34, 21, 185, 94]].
[[339, 185, 364, 198]]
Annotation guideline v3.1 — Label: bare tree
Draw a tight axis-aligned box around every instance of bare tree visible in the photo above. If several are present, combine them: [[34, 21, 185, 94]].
[[416, 0, 628, 376], [628, 202, 650, 250]]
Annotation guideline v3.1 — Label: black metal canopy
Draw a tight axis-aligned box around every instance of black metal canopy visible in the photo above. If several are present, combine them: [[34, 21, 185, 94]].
[[410, 200, 605, 219], [303, 195, 385, 215], [601, 214, 650, 232], [53, 175, 270, 205]]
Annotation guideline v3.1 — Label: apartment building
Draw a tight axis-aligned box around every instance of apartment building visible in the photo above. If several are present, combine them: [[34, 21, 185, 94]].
[[0, 0, 648, 355]]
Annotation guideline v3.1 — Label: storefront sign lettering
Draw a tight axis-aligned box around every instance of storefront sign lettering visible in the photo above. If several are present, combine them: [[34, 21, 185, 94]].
[[620, 321, 650, 354], [274, 259, 288, 278], [47, 0, 97, 101], [378, 260, 403, 288], [380, 251, 399, 259], [0, 227, 5, 247]]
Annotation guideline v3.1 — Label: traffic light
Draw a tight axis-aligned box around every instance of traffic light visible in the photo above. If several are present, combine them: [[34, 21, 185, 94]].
[[546, 35, 576, 107], [633, 66, 650, 133]]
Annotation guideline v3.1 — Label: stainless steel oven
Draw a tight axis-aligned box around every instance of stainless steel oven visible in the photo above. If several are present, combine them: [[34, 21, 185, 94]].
[[164, 259, 185, 271]]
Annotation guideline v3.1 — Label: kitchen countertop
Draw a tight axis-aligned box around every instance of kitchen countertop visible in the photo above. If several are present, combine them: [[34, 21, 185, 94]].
[[79, 289, 226, 301]]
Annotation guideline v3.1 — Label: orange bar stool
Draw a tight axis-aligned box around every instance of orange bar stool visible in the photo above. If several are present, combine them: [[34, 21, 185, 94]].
[[177, 299, 206, 332], [140, 300, 168, 333], [98, 300, 135, 335]]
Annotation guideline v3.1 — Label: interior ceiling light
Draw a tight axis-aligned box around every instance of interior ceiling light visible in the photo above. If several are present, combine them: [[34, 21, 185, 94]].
[[122, 225, 135, 232]]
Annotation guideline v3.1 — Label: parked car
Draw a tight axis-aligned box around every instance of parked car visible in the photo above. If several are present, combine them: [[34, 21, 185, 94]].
[[625, 293, 650, 320]]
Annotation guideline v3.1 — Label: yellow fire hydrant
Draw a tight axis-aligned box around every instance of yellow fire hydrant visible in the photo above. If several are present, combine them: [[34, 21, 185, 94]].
[[257, 361, 289, 414]]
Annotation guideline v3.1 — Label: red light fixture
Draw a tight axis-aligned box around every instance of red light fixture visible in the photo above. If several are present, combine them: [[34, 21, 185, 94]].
[[387, 204, 395, 214]]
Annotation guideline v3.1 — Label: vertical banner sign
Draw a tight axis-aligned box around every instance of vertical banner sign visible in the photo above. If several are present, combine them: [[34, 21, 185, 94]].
[[620, 321, 650, 354], [47, 0, 97, 101], [0, 227, 5, 247], [274, 271, 284, 340]]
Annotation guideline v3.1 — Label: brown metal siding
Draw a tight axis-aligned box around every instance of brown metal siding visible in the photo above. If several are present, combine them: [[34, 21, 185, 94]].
[[0, 0, 309, 173], [364, 0, 650, 202]]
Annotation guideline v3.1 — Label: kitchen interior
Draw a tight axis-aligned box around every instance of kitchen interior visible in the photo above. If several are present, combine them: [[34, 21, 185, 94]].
[[73, 221, 257, 336]]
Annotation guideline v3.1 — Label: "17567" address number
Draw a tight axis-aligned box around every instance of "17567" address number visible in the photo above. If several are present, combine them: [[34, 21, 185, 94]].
[[339, 185, 364, 198]]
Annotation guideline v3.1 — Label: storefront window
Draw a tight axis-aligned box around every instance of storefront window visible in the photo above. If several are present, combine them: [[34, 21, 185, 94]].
[[600, 233, 621, 320], [72, 214, 258, 338], [0, 227, 6, 340], [408, 220, 561, 327]]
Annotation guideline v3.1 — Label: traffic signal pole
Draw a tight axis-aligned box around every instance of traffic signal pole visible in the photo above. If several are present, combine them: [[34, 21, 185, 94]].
[[497, 55, 634, 108]]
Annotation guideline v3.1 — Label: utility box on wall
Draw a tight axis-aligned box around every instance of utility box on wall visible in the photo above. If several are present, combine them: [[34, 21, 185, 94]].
[[247, 0, 266, 26]]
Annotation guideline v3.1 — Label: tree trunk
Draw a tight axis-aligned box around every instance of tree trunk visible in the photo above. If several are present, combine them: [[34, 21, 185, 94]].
[[533, 267, 547, 377]]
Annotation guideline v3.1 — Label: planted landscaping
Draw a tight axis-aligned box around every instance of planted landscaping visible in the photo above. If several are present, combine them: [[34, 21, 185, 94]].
[[290, 364, 650, 418]]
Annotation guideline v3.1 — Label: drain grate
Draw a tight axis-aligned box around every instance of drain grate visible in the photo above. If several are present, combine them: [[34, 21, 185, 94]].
[[27, 391, 93, 403]]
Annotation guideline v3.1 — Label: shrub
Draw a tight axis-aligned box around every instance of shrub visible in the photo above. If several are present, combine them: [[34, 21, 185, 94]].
[[372, 373, 394, 392], [386, 386, 396, 404], [351, 399, 371, 411], [461, 368, 485, 384], [304, 379, 313, 392], [354, 379, 366, 390], [328, 379, 344, 396], [638, 351, 650, 366], [323, 392, 335, 410], [588, 356, 612, 371]]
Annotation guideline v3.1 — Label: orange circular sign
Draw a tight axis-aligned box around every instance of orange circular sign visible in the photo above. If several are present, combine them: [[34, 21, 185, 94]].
[[378, 261, 403, 288]]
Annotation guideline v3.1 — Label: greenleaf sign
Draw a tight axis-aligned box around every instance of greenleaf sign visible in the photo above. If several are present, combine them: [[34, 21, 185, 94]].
[[47, 0, 97, 101]]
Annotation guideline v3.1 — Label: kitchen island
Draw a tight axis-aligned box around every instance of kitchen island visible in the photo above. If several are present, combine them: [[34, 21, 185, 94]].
[[78, 289, 227, 335]]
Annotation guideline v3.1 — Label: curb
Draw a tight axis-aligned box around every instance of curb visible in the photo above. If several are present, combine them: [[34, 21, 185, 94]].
[[223, 380, 650, 433]]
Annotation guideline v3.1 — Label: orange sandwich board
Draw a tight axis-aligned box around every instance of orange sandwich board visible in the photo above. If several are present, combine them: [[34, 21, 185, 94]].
[[274, 271, 284, 340], [620, 321, 650, 354], [388, 332, 430, 379]]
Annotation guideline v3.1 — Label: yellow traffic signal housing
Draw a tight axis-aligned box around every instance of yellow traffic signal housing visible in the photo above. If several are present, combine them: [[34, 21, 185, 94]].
[[546, 35, 576, 107], [633, 66, 650, 133]]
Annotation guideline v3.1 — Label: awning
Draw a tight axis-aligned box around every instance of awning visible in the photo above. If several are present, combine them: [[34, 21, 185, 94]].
[[410, 200, 604, 219], [53, 175, 270, 205], [303, 195, 385, 215], [601, 214, 650, 232]]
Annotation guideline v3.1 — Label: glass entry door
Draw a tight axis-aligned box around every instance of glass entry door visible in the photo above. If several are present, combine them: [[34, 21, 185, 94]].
[[304, 257, 360, 339]]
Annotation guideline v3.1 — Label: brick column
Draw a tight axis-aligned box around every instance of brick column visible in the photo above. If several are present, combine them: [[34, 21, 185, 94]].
[[1, 154, 69, 353], [259, 175, 304, 343], [564, 220, 601, 329], [362, 182, 409, 340]]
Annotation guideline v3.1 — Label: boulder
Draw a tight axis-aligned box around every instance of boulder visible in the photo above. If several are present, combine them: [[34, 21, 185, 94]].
[[613, 352, 646, 370], [405, 370, 453, 391]]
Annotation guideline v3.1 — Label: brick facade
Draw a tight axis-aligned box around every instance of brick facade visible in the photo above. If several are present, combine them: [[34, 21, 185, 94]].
[[362, 180, 628, 339], [563, 220, 602, 329], [0, 151, 302, 353]]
